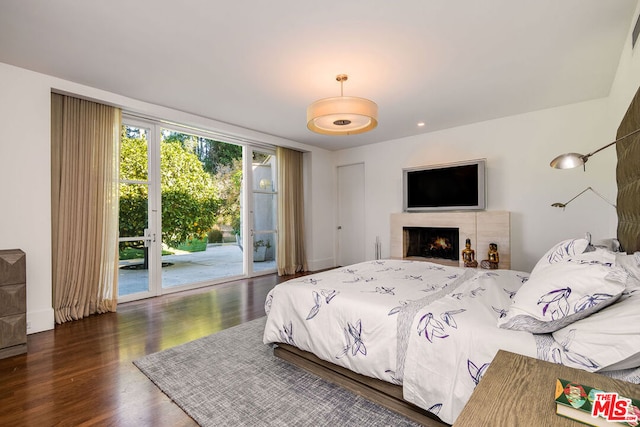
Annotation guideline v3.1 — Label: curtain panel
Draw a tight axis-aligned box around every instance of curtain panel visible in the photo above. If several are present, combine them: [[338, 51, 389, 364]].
[[276, 147, 307, 275], [51, 93, 121, 324]]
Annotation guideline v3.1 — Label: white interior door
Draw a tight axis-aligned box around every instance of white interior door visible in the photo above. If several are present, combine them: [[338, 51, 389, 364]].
[[337, 163, 365, 266]]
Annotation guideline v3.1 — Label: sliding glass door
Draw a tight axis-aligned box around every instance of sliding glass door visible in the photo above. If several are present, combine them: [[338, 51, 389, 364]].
[[118, 120, 158, 300], [159, 126, 244, 290], [117, 117, 277, 302], [250, 149, 277, 275]]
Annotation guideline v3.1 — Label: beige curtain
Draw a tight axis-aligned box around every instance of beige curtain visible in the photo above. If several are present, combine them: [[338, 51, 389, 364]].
[[276, 147, 308, 275], [51, 93, 121, 324]]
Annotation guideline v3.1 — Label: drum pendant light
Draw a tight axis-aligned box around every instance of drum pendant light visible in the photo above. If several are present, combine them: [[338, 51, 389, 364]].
[[307, 74, 378, 136]]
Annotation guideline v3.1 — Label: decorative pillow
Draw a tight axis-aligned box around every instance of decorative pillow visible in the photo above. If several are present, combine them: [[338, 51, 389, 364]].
[[577, 246, 616, 264], [552, 281, 640, 372], [497, 261, 627, 333], [616, 252, 640, 282], [531, 238, 590, 275]]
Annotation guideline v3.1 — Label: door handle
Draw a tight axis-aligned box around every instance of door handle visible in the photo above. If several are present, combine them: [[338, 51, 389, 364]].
[[143, 228, 155, 247], [337, 226, 342, 230]]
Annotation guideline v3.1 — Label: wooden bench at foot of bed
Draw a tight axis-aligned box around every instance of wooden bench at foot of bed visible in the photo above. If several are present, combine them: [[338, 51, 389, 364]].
[[274, 343, 448, 426]]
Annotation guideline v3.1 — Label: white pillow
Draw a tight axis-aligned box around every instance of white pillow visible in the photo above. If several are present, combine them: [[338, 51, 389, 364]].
[[497, 261, 627, 333], [616, 252, 640, 282], [552, 281, 640, 372], [531, 238, 590, 275], [577, 246, 616, 264]]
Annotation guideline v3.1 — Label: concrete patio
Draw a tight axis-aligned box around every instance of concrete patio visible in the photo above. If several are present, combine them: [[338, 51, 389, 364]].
[[118, 243, 276, 296]]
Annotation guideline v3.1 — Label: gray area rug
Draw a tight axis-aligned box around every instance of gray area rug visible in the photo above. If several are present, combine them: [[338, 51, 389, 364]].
[[134, 317, 421, 426]]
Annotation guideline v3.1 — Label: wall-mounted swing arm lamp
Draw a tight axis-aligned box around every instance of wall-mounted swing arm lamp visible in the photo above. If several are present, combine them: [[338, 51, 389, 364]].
[[550, 128, 640, 170], [551, 186, 616, 210]]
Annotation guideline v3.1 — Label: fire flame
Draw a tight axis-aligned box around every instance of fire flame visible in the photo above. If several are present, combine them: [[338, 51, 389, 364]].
[[430, 237, 451, 250]]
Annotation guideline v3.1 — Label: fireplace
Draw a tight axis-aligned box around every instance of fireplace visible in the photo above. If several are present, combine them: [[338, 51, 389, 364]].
[[404, 227, 459, 261], [391, 211, 511, 269]]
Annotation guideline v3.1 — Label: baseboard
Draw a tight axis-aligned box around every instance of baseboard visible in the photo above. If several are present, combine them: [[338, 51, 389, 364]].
[[27, 307, 55, 334]]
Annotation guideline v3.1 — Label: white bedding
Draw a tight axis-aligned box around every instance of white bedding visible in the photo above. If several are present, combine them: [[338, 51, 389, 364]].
[[402, 268, 542, 423], [263, 259, 469, 382], [262, 259, 631, 425]]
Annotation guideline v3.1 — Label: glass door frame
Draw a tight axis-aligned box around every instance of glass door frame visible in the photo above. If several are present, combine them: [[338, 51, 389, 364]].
[[157, 123, 246, 293], [245, 146, 278, 277], [118, 117, 162, 303], [118, 116, 278, 303]]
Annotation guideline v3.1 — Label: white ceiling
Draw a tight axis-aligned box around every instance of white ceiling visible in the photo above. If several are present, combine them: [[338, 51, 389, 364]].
[[0, 1, 638, 151]]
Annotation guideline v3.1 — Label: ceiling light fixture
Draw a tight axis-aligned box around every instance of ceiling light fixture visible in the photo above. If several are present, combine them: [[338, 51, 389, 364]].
[[549, 128, 640, 170], [307, 74, 378, 136]]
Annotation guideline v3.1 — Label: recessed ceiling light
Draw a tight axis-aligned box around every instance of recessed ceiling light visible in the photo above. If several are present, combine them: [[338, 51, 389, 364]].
[[417, 122, 425, 127]]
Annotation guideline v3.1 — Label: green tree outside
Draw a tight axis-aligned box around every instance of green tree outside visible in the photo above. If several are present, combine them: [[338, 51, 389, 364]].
[[119, 130, 242, 260], [159, 140, 220, 246], [160, 130, 243, 241], [214, 158, 243, 235], [162, 130, 243, 175]]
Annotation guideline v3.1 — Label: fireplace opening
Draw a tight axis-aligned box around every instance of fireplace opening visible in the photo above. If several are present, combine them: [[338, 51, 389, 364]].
[[404, 227, 459, 261]]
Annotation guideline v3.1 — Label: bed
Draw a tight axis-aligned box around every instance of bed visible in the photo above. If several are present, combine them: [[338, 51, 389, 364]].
[[263, 251, 640, 424], [263, 86, 640, 426]]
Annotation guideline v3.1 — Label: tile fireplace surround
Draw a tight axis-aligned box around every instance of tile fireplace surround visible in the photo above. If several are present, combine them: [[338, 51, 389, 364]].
[[390, 211, 510, 269]]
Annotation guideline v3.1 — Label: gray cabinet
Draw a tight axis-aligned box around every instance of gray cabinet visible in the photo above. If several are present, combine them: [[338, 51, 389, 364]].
[[0, 249, 27, 359]]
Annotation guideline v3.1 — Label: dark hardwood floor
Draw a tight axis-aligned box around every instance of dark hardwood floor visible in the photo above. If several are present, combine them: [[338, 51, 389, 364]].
[[0, 273, 295, 426]]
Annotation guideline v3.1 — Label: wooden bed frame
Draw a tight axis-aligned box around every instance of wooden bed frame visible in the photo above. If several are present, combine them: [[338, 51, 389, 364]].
[[274, 343, 448, 426], [274, 86, 640, 427]]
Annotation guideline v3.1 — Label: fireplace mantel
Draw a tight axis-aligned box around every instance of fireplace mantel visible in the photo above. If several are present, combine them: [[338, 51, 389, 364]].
[[390, 211, 510, 269]]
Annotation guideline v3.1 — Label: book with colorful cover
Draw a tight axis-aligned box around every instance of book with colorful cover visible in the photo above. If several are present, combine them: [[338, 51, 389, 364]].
[[555, 378, 640, 426]]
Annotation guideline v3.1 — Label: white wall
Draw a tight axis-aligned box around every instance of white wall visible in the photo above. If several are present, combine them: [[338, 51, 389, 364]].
[[608, 4, 640, 133], [0, 61, 335, 334], [334, 98, 617, 272], [0, 63, 54, 334], [303, 149, 337, 271], [333, 5, 640, 273]]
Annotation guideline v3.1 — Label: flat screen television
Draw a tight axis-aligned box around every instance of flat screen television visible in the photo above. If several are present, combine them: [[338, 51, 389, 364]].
[[403, 159, 486, 212]]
